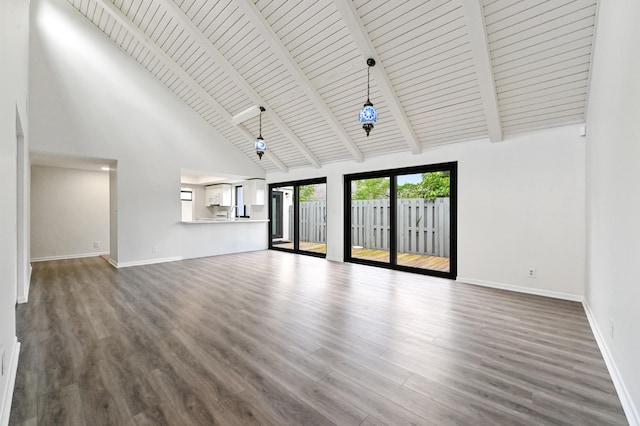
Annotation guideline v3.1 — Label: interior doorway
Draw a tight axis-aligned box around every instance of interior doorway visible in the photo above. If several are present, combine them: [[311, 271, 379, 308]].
[[29, 154, 114, 266]]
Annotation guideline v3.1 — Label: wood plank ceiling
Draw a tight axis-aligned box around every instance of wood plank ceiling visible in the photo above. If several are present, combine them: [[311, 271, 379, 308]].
[[68, 0, 598, 172]]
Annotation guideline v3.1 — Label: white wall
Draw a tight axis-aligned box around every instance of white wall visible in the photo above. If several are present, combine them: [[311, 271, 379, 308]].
[[0, 0, 29, 422], [29, 0, 265, 266], [268, 124, 586, 299], [585, 0, 640, 423], [31, 166, 110, 260]]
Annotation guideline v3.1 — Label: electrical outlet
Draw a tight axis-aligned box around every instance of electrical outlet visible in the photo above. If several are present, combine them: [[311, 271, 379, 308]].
[[527, 268, 536, 278], [152, 246, 158, 253], [93, 241, 101, 248], [610, 318, 614, 339]]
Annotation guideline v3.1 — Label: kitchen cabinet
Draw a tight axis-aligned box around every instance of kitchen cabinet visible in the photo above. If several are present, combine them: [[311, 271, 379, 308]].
[[243, 179, 265, 205], [205, 184, 232, 206]]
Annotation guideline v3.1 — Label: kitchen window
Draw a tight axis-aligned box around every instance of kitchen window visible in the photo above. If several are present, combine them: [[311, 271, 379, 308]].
[[235, 185, 250, 217], [181, 188, 193, 221]]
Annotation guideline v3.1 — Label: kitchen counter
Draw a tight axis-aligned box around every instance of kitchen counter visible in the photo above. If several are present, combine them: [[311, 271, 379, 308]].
[[180, 218, 268, 259], [182, 218, 269, 224]]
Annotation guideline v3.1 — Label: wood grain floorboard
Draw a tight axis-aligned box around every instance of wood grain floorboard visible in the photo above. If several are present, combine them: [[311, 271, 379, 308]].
[[9, 252, 628, 425]]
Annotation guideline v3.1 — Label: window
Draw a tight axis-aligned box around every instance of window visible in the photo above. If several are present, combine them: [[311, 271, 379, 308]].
[[180, 188, 193, 221], [344, 163, 457, 279], [180, 189, 193, 201], [235, 185, 250, 217]]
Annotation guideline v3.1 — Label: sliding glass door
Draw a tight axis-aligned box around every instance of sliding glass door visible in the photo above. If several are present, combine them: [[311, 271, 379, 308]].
[[298, 182, 327, 254], [345, 163, 456, 279], [350, 177, 391, 263], [269, 178, 327, 257], [396, 170, 451, 273]]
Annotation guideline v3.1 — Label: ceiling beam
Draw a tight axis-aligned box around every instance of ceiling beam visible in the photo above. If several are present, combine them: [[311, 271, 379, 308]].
[[235, 0, 364, 162], [93, 0, 288, 172], [332, 0, 421, 155], [156, 0, 321, 169], [460, 0, 503, 142]]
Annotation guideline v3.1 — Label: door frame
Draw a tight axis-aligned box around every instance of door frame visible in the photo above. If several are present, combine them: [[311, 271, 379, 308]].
[[268, 177, 327, 258], [343, 162, 457, 279]]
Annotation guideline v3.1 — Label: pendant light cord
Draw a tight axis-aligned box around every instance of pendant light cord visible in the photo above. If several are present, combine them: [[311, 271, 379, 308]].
[[367, 65, 371, 102]]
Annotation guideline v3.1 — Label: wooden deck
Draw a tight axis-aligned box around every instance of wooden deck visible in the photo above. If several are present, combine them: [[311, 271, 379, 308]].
[[274, 243, 448, 271], [273, 240, 327, 254], [10, 252, 627, 425], [351, 247, 450, 272]]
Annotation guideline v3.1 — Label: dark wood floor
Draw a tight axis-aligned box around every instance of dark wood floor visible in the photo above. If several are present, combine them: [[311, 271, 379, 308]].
[[10, 251, 627, 425]]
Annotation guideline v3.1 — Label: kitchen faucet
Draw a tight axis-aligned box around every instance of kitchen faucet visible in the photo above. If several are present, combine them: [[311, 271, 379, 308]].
[[229, 205, 238, 218]]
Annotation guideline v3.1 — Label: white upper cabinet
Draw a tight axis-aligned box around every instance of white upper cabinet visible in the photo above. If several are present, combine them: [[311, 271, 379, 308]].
[[205, 184, 232, 206], [243, 179, 265, 205]]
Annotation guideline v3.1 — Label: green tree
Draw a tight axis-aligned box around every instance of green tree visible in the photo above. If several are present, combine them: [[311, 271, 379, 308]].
[[397, 171, 450, 200], [352, 178, 390, 200], [351, 172, 450, 200], [298, 185, 317, 202]]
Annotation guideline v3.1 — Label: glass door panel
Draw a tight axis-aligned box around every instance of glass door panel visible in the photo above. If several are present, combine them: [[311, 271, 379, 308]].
[[271, 186, 293, 250], [396, 171, 451, 273], [298, 183, 327, 254], [350, 177, 391, 263]]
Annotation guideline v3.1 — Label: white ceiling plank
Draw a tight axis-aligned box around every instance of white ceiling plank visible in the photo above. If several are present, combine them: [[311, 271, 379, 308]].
[[497, 64, 591, 94], [461, 0, 503, 142], [235, 0, 364, 163], [93, 0, 288, 172], [495, 55, 591, 87], [503, 117, 585, 136], [493, 40, 593, 76], [72, 0, 600, 165], [489, 12, 596, 53], [487, 1, 595, 39], [157, 0, 321, 169], [500, 83, 587, 109], [333, 0, 421, 154]]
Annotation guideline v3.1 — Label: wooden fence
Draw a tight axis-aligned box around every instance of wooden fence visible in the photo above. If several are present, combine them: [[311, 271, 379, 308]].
[[290, 201, 327, 244], [292, 198, 450, 257]]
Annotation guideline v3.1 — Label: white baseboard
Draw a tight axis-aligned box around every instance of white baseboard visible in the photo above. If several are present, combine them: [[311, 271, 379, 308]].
[[0, 339, 20, 426], [31, 252, 110, 262], [112, 256, 183, 268], [583, 302, 639, 426], [455, 277, 584, 302], [326, 255, 343, 262], [16, 264, 31, 304]]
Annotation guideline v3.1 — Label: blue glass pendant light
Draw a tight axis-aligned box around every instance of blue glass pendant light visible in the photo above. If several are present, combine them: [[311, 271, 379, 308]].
[[254, 106, 266, 159], [359, 58, 378, 137]]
